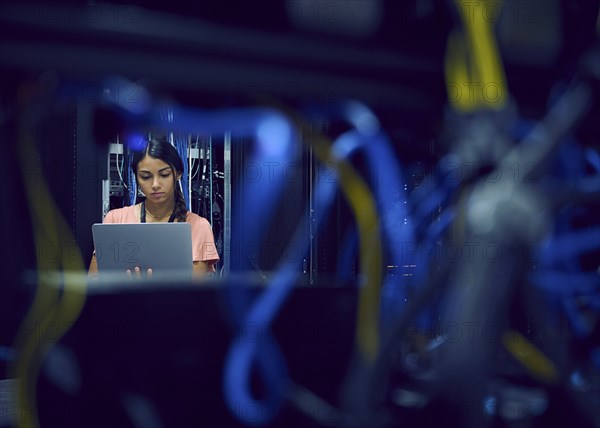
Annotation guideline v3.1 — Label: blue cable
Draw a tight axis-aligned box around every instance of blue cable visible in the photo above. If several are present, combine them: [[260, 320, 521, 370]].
[[591, 348, 600, 371], [399, 153, 460, 329], [528, 271, 600, 295], [174, 135, 190, 209], [412, 207, 456, 329], [537, 227, 600, 267], [104, 99, 298, 272], [585, 149, 600, 172], [409, 155, 459, 242], [564, 296, 595, 338], [125, 146, 138, 206], [522, 124, 600, 350], [413, 208, 456, 284], [92, 78, 297, 265], [160, 106, 297, 272], [330, 129, 415, 330], [303, 101, 420, 331], [223, 166, 338, 425], [95, 88, 300, 425], [0, 346, 16, 362], [223, 114, 419, 423], [92, 86, 298, 425]]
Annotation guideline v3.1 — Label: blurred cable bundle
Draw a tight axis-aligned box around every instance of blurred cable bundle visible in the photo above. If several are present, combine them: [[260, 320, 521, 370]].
[[0, 1, 599, 428]]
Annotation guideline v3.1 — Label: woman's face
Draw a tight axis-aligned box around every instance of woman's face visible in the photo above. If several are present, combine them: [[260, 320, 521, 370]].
[[136, 155, 181, 205]]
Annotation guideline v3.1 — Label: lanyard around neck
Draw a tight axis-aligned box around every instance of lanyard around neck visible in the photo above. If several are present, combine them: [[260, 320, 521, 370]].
[[141, 200, 176, 223]]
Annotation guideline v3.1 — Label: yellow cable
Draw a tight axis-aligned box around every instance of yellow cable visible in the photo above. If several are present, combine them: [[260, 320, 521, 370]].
[[461, 0, 508, 107], [255, 95, 384, 363], [312, 139, 382, 363], [249, 98, 384, 363], [446, 0, 509, 111], [10, 85, 87, 428], [445, 31, 473, 112], [502, 330, 559, 384]]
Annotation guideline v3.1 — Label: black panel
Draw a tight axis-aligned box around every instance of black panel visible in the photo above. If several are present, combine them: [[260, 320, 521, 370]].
[[37, 284, 358, 428]]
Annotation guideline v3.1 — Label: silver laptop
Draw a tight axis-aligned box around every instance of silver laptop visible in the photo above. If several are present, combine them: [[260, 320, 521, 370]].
[[92, 223, 193, 280]]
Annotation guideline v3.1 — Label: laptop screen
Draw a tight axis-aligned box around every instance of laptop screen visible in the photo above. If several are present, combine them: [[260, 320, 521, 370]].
[[92, 223, 193, 279]]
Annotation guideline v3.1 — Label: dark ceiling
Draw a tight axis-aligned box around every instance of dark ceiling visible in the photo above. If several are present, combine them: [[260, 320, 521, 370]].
[[0, 0, 598, 154]]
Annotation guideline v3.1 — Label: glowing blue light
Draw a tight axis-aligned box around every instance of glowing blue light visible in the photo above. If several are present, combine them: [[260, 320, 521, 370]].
[[124, 133, 147, 152], [344, 100, 380, 136], [256, 116, 292, 157], [331, 132, 361, 160], [483, 396, 496, 416], [102, 75, 151, 115]]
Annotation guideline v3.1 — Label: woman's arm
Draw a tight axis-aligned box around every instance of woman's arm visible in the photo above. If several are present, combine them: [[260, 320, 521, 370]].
[[88, 253, 99, 278], [189, 215, 219, 277], [88, 209, 117, 280], [193, 260, 210, 278]]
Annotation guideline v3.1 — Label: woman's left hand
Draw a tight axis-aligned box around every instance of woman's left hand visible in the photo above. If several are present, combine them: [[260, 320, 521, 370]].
[[126, 266, 153, 280]]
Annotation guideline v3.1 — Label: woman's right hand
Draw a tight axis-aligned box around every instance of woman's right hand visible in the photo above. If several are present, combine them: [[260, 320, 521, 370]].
[[126, 266, 153, 280]]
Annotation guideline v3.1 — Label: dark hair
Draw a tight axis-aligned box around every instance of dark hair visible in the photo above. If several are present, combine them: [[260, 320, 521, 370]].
[[131, 137, 187, 222]]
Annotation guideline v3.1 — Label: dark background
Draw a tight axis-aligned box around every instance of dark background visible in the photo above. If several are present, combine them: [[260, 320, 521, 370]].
[[0, 1, 599, 427]]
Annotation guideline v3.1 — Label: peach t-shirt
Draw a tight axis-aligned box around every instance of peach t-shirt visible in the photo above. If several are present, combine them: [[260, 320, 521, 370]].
[[103, 205, 219, 272]]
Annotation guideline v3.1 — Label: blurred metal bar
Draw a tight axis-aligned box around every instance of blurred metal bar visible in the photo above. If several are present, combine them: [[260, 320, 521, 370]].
[[223, 132, 231, 276], [0, 3, 442, 111]]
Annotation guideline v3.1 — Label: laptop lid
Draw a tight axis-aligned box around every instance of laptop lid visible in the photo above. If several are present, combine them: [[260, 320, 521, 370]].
[[92, 223, 193, 279]]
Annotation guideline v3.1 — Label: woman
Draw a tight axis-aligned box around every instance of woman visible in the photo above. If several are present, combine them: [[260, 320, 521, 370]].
[[88, 137, 219, 279]]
